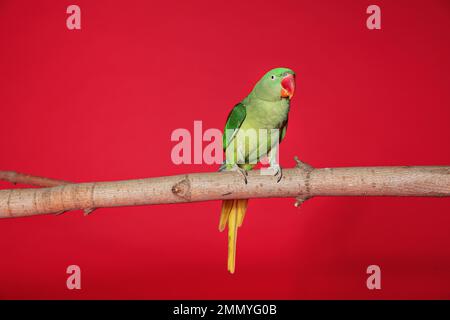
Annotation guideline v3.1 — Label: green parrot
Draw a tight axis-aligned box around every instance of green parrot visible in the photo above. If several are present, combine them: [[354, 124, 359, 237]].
[[219, 67, 296, 273]]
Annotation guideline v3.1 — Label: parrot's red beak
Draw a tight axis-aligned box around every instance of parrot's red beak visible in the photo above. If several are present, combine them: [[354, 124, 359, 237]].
[[281, 74, 295, 99]]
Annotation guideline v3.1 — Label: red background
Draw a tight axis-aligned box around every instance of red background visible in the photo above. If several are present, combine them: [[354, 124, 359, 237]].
[[0, 0, 449, 299]]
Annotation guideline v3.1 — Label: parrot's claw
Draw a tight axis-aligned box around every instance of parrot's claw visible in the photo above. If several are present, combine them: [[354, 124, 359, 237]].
[[227, 164, 248, 184], [271, 164, 283, 183]]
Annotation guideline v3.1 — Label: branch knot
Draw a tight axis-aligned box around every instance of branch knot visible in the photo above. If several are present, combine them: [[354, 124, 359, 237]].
[[294, 156, 314, 208], [171, 175, 192, 201]]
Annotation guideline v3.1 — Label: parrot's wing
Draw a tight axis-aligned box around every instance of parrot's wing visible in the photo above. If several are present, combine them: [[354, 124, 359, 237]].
[[280, 117, 288, 143], [223, 102, 246, 150]]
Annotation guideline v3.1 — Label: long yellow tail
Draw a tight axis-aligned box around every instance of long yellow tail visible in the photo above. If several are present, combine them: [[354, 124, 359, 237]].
[[219, 199, 248, 273]]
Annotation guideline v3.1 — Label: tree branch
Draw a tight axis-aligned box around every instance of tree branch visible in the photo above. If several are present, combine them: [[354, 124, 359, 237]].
[[0, 170, 95, 215], [0, 160, 449, 219], [0, 170, 71, 187]]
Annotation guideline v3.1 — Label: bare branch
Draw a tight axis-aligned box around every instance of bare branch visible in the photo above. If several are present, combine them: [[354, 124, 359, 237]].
[[0, 171, 70, 187], [0, 162, 449, 219], [0, 170, 95, 215]]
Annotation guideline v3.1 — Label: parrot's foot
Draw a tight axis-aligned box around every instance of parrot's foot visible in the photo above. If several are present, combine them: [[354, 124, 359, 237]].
[[270, 164, 283, 183], [227, 164, 248, 184]]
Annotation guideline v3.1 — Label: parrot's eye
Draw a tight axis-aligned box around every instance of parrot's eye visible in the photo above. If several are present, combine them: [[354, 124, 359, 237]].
[[271, 75, 276, 80]]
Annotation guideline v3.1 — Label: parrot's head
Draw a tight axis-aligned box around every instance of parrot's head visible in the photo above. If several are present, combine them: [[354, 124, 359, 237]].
[[253, 67, 296, 102]]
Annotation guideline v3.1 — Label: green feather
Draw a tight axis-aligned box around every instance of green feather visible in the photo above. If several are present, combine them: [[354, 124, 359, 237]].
[[223, 102, 246, 150], [280, 117, 288, 142]]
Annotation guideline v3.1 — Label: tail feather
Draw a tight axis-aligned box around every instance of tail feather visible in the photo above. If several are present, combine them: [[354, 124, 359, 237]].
[[219, 200, 234, 232], [227, 203, 238, 273], [237, 199, 248, 227], [219, 199, 248, 273]]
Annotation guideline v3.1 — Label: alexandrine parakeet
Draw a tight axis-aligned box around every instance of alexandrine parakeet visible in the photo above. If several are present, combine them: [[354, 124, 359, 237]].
[[219, 67, 296, 273]]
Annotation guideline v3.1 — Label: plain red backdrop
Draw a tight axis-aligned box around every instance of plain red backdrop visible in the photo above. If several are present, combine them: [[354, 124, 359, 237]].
[[0, 0, 449, 299]]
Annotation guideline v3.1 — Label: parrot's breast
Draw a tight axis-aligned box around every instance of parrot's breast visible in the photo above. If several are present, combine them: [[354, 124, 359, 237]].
[[244, 98, 290, 129], [228, 98, 290, 166]]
